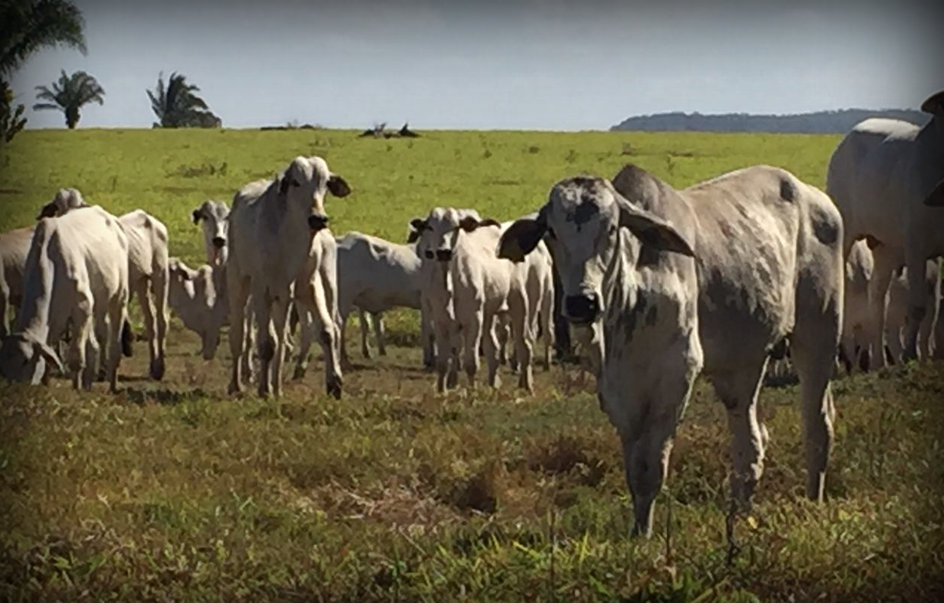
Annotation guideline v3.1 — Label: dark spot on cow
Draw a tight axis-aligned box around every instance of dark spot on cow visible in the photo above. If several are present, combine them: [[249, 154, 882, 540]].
[[573, 200, 599, 225], [779, 178, 797, 203], [717, 218, 736, 238]]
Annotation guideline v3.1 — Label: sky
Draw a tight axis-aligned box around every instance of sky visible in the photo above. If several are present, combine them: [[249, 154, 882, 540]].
[[8, 0, 944, 131]]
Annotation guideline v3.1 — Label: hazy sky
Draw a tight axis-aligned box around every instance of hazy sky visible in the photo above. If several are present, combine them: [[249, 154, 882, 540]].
[[8, 0, 944, 130]]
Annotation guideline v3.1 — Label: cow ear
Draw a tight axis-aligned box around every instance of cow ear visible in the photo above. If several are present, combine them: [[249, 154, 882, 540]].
[[36, 202, 57, 220], [925, 178, 944, 207], [617, 197, 695, 257], [34, 340, 64, 374], [498, 217, 546, 262], [278, 175, 290, 196], [192, 209, 203, 224], [327, 174, 351, 198], [920, 90, 944, 115]]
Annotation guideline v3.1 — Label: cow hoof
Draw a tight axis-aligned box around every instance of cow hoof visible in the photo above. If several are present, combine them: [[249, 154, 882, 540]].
[[327, 378, 342, 400], [150, 358, 165, 381]]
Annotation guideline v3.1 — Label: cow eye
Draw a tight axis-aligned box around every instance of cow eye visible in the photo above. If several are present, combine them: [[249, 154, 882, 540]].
[[291, 179, 300, 188]]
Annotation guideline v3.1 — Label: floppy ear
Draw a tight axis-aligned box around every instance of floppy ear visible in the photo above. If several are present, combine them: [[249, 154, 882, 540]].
[[498, 207, 547, 262], [192, 209, 203, 224], [407, 228, 420, 243], [33, 340, 64, 374], [616, 196, 695, 257], [458, 216, 501, 232], [920, 90, 944, 115], [925, 178, 944, 207], [36, 202, 57, 220], [327, 174, 351, 197]]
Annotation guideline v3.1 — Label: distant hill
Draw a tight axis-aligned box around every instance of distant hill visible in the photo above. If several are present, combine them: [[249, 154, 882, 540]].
[[609, 109, 930, 134]]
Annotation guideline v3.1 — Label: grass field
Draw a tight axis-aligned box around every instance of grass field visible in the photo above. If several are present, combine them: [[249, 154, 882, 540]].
[[1, 128, 943, 601]]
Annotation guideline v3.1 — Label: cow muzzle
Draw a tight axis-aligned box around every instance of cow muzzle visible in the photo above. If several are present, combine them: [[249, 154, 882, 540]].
[[308, 214, 330, 232], [212, 236, 226, 249], [564, 292, 600, 324], [435, 249, 453, 262]]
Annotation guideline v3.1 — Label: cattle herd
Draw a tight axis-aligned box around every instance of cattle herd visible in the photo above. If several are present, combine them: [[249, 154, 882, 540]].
[[1, 91, 942, 537]]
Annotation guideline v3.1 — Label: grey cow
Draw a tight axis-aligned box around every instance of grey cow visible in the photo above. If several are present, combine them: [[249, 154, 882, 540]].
[[499, 164, 843, 537]]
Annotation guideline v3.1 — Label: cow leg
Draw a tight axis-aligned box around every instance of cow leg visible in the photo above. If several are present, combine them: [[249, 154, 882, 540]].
[[866, 251, 896, 370], [617, 363, 697, 538], [496, 315, 509, 367], [791, 260, 841, 502], [0, 288, 8, 337], [292, 306, 314, 380], [252, 289, 275, 398], [919, 261, 940, 359], [373, 312, 387, 356], [227, 277, 251, 395], [481, 311, 501, 388], [358, 308, 372, 359], [508, 289, 533, 392], [133, 278, 158, 381], [420, 300, 435, 371], [336, 312, 353, 372], [461, 309, 484, 388], [712, 359, 768, 510], [902, 249, 931, 362], [432, 319, 453, 393], [81, 315, 102, 391], [885, 315, 904, 365], [151, 267, 169, 381], [541, 279, 555, 370], [106, 299, 127, 393], [67, 292, 93, 390], [269, 296, 291, 398], [316, 254, 343, 400]]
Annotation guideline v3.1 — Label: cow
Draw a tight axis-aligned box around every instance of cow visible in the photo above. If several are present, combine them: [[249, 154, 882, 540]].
[[36, 189, 170, 380], [499, 164, 843, 537], [191, 200, 230, 266], [333, 231, 433, 368], [409, 207, 550, 393], [226, 155, 350, 399], [0, 226, 34, 336], [0, 205, 129, 391], [167, 257, 228, 360], [826, 90, 944, 367]]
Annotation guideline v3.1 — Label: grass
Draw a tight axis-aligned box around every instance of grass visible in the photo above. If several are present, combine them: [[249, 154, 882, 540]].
[[1, 128, 943, 601]]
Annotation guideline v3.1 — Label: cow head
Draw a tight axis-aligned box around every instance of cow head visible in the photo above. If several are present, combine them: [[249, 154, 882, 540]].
[[276, 156, 351, 233], [499, 174, 693, 326], [192, 200, 231, 265], [409, 207, 499, 263], [36, 187, 88, 220], [0, 332, 64, 385]]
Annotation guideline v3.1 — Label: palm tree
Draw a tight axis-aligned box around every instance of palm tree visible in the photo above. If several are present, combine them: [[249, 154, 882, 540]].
[[0, 0, 86, 77], [33, 69, 103, 128], [147, 71, 220, 128]]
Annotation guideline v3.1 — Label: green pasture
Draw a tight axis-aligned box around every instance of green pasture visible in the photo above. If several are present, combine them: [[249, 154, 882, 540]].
[[1, 128, 942, 601]]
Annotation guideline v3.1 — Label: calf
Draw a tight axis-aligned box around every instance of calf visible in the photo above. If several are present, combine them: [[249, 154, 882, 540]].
[[192, 200, 230, 266]]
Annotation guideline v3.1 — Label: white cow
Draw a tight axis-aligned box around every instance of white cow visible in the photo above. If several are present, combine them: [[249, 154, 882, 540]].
[[191, 200, 230, 266], [840, 239, 876, 372], [37, 189, 170, 380], [410, 207, 550, 393], [226, 156, 350, 399], [826, 90, 944, 367], [499, 165, 843, 537], [0, 226, 34, 336], [885, 259, 941, 363], [167, 257, 228, 360], [0, 206, 129, 391], [333, 231, 433, 367]]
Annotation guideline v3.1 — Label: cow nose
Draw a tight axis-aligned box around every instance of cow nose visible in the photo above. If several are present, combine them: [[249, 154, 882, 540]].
[[212, 236, 226, 248], [564, 293, 600, 324], [424, 250, 434, 260], [435, 249, 453, 262], [308, 214, 329, 231]]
